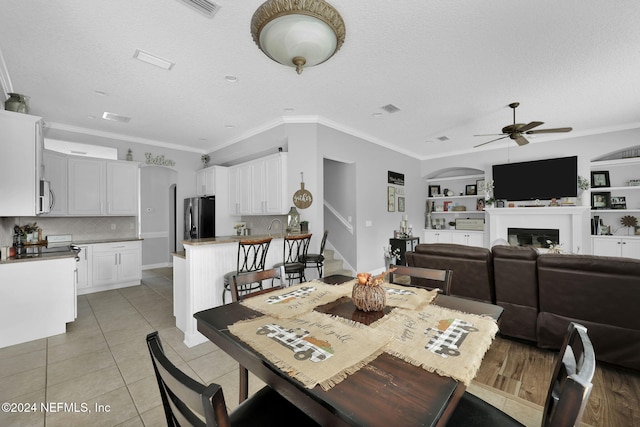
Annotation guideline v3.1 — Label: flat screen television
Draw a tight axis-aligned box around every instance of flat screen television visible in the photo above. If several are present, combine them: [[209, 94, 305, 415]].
[[492, 156, 577, 201]]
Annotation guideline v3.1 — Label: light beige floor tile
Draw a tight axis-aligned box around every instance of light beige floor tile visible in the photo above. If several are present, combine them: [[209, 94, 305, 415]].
[[113, 350, 156, 385], [187, 348, 238, 384], [115, 415, 145, 427], [102, 323, 155, 348], [46, 333, 110, 364], [0, 388, 46, 427], [0, 338, 46, 361], [46, 349, 116, 386], [46, 365, 125, 403], [127, 375, 162, 414], [159, 326, 220, 362], [96, 311, 150, 333], [140, 404, 166, 426], [0, 348, 46, 379], [0, 366, 46, 401]]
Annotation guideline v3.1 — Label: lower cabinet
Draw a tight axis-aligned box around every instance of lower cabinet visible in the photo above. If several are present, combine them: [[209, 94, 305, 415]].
[[592, 236, 640, 259], [424, 230, 485, 247], [77, 240, 142, 295]]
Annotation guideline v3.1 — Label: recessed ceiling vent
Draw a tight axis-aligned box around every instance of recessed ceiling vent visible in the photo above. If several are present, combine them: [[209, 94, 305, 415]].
[[102, 112, 131, 123], [381, 104, 401, 114], [176, 0, 221, 18], [437, 136, 450, 141]]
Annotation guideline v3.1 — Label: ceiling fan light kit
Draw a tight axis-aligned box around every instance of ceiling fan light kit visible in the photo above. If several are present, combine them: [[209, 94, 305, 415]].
[[474, 102, 572, 148], [251, 0, 346, 74]]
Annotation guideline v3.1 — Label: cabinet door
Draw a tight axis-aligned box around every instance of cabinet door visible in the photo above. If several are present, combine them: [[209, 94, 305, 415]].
[[466, 232, 485, 248], [621, 239, 640, 260], [107, 161, 138, 215], [68, 157, 105, 215], [237, 164, 252, 215], [228, 167, 239, 214], [118, 247, 142, 282], [76, 245, 91, 289], [92, 249, 118, 286], [592, 237, 621, 256], [196, 167, 215, 196], [42, 151, 68, 215], [250, 160, 265, 214], [424, 230, 452, 244], [263, 155, 286, 214]]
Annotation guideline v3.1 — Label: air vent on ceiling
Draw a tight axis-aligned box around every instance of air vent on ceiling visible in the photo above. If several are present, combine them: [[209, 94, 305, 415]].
[[381, 104, 401, 114], [102, 112, 131, 123], [437, 136, 450, 141], [176, 0, 221, 18]]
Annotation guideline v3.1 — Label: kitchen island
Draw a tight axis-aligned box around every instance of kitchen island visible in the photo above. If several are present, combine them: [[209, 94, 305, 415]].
[[173, 235, 288, 347]]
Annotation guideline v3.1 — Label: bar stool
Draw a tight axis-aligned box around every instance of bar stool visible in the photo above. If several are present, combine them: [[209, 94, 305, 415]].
[[300, 230, 328, 278], [222, 237, 272, 304], [273, 233, 311, 285]]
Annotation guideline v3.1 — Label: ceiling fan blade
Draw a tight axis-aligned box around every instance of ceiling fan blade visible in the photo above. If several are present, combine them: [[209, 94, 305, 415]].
[[514, 135, 529, 146], [474, 135, 509, 148], [526, 127, 573, 134], [518, 121, 544, 132], [473, 133, 506, 137]]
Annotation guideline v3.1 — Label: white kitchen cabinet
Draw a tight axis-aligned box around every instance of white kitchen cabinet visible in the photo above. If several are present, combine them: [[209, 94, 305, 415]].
[[592, 236, 640, 259], [262, 153, 287, 214], [0, 110, 44, 216], [42, 150, 68, 215], [229, 163, 253, 215], [87, 241, 142, 293], [68, 158, 138, 215], [76, 245, 91, 290], [424, 230, 453, 244], [229, 153, 288, 216], [196, 166, 216, 196]]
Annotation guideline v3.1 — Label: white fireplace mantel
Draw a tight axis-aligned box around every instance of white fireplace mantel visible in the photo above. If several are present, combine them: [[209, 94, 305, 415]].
[[485, 206, 591, 254]]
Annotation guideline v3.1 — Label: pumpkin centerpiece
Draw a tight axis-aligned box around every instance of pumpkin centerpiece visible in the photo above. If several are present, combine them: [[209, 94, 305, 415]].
[[352, 269, 395, 312]]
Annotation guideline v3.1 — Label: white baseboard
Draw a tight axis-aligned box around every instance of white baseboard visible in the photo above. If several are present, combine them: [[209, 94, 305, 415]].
[[142, 262, 172, 270]]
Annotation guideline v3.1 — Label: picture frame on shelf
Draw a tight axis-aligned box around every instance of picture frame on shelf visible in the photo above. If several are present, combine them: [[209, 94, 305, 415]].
[[496, 200, 506, 208], [387, 186, 395, 212], [476, 179, 485, 194], [591, 191, 611, 209], [591, 171, 610, 188], [610, 196, 627, 209], [428, 185, 441, 197], [465, 184, 477, 195], [476, 197, 485, 211]]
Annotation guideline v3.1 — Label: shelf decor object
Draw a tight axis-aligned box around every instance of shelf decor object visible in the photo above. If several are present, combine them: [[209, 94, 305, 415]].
[[591, 192, 611, 209], [591, 170, 610, 188], [250, 0, 346, 75], [352, 271, 387, 312]]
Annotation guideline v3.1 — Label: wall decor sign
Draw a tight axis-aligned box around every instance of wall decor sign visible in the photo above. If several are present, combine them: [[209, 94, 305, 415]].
[[388, 171, 404, 186], [293, 172, 313, 209], [145, 152, 175, 167], [398, 196, 405, 212], [387, 186, 395, 212]]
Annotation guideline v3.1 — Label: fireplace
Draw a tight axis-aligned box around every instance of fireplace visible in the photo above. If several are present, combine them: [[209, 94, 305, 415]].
[[508, 227, 559, 248]]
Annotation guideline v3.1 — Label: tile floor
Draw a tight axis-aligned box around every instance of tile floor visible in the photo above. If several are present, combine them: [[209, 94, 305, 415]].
[[0, 268, 263, 427]]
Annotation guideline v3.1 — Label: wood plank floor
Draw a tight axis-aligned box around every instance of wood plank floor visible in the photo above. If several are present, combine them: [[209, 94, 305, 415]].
[[474, 335, 640, 427]]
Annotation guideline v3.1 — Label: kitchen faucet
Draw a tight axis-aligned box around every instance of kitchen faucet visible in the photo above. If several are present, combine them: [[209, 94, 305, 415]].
[[268, 219, 283, 237]]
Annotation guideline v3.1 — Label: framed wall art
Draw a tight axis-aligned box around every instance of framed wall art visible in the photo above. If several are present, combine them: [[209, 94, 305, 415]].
[[465, 184, 477, 195], [591, 171, 610, 188], [428, 185, 441, 197], [398, 196, 405, 212], [387, 186, 395, 212], [591, 192, 611, 209]]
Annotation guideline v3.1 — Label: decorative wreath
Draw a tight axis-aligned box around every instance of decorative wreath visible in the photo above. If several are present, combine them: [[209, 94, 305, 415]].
[[620, 215, 638, 228]]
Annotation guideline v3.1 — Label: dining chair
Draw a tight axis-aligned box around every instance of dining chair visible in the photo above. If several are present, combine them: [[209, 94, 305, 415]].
[[388, 264, 453, 295], [273, 233, 311, 285], [146, 331, 320, 427], [300, 230, 328, 278], [446, 322, 595, 427], [222, 237, 272, 304], [231, 266, 286, 402]]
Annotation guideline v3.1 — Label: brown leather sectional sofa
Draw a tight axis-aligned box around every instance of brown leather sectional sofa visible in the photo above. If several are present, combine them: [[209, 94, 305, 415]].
[[407, 243, 640, 371]]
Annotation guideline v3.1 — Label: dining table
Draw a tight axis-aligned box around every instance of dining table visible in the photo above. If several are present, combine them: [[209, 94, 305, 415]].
[[194, 274, 503, 427]]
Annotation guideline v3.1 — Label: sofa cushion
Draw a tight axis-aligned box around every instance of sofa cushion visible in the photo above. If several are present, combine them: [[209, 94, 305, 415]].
[[407, 244, 494, 303]]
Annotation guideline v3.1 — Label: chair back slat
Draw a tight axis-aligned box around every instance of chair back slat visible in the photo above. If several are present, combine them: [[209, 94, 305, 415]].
[[543, 322, 595, 427], [146, 332, 231, 427], [231, 266, 286, 302], [389, 264, 453, 295], [283, 233, 312, 263], [237, 237, 271, 273]]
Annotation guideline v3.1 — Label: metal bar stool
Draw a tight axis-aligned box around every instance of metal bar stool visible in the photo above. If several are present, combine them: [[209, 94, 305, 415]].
[[301, 230, 328, 278], [273, 233, 311, 285], [222, 237, 272, 304]]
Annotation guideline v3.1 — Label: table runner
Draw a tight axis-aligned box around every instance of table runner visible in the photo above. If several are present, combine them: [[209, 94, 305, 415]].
[[376, 304, 499, 386], [383, 282, 439, 310], [229, 311, 393, 390], [240, 279, 352, 318]]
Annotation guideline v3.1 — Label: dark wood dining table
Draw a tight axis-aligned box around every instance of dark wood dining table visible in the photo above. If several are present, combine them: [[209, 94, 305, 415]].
[[194, 274, 503, 427]]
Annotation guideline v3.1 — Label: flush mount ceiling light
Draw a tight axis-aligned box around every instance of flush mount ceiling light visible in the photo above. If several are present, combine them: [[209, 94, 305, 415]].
[[250, 0, 346, 75]]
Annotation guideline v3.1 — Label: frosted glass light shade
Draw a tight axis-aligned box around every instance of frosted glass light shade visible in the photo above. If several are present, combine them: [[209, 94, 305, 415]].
[[260, 15, 338, 69]]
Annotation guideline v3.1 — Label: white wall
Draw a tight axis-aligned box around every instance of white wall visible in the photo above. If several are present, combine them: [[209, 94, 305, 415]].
[[140, 165, 177, 267]]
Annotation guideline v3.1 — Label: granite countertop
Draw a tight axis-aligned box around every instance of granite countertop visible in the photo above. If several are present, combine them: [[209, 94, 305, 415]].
[[72, 237, 144, 245], [1, 251, 77, 264], [182, 233, 306, 246]]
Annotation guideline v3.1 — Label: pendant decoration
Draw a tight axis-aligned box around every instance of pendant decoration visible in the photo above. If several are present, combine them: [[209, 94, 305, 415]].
[[293, 172, 313, 209]]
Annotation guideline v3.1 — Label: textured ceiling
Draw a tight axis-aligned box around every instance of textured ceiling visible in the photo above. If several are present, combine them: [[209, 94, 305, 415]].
[[1, 0, 639, 161]]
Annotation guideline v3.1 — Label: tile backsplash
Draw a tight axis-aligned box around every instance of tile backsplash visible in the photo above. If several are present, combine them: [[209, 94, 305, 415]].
[[0, 216, 137, 246]]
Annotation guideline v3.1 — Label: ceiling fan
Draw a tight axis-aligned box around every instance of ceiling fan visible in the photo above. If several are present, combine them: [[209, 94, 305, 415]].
[[474, 102, 572, 148]]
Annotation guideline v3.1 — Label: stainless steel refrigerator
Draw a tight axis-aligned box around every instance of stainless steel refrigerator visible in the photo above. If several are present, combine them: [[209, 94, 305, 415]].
[[184, 196, 215, 239]]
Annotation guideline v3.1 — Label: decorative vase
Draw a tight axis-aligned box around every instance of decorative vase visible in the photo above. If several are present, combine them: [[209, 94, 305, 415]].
[[4, 93, 29, 114], [352, 282, 386, 312]]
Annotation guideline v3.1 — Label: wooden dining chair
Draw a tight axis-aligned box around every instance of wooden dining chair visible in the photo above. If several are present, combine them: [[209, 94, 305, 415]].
[[273, 233, 312, 285], [446, 322, 595, 427], [146, 331, 320, 427], [231, 266, 286, 402], [388, 264, 453, 295]]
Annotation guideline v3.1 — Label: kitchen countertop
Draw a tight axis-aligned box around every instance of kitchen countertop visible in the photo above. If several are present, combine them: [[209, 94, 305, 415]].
[[181, 233, 304, 246], [1, 251, 77, 264], [72, 237, 144, 245]]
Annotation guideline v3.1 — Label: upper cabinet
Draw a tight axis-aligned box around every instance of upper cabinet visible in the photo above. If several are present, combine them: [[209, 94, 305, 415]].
[[42, 150, 68, 215], [196, 166, 215, 197], [0, 110, 44, 216], [229, 153, 288, 216], [67, 157, 139, 216]]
